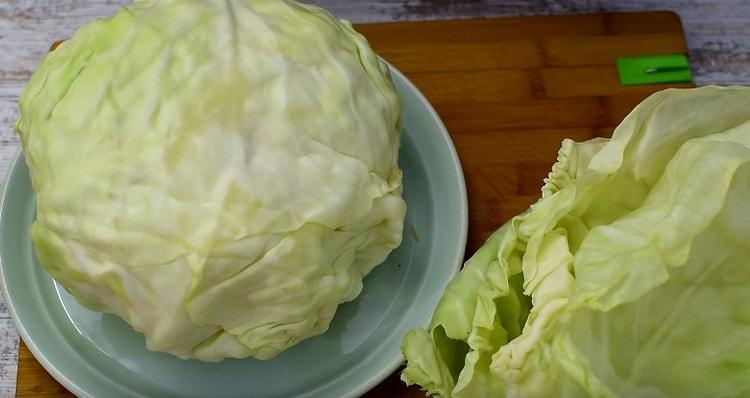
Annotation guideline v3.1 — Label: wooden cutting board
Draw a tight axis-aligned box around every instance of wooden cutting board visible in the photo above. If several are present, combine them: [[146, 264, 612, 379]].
[[16, 11, 691, 398]]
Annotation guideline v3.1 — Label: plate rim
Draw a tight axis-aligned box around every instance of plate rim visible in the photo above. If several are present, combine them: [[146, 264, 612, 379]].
[[0, 64, 468, 398], [344, 64, 469, 398], [0, 148, 91, 398]]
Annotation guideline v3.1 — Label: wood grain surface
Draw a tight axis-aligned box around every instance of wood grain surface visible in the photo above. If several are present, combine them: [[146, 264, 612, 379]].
[[361, 11, 692, 254], [14, 11, 693, 397]]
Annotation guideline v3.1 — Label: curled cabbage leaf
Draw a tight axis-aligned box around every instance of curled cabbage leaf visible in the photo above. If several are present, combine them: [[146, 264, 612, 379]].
[[402, 86, 750, 397], [17, 0, 405, 361]]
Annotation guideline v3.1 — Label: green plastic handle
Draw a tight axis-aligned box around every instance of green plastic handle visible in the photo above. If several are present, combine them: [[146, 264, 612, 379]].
[[616, 54, 693, 86]]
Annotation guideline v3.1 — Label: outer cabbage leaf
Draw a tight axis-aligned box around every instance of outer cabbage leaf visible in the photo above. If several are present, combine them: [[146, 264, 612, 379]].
[[17, 0, 405, 361], [402, 86, 750, 397]]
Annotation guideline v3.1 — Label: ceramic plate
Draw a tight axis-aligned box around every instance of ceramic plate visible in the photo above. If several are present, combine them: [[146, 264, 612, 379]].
[[0, 66, 467, 398]]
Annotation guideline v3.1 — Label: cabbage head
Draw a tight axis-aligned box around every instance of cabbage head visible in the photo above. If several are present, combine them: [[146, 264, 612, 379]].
[[16, 0, 405, 361], [402, 86, 750, 397]]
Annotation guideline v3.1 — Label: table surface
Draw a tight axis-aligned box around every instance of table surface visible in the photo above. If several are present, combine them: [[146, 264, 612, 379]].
[[1, 1, 748, 396]]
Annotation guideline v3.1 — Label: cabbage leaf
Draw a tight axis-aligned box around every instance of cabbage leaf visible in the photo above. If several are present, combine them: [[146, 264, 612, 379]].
[[402, 86, 750, 397]]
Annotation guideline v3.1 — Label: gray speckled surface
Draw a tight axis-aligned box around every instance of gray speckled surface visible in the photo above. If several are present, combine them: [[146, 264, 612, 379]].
[[1, 1, 748, 395]]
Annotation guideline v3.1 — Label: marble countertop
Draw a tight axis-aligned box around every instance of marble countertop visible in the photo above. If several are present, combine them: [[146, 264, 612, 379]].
[[0, 1, 748, 395]]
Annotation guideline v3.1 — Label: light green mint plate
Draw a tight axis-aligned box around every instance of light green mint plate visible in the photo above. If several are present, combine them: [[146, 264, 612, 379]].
[[0, 66, 467, 398]]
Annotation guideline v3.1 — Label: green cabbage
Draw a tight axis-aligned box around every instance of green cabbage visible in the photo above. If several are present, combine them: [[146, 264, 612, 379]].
[[16, 0, 405, 361], [402, 86, 750, 397]]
